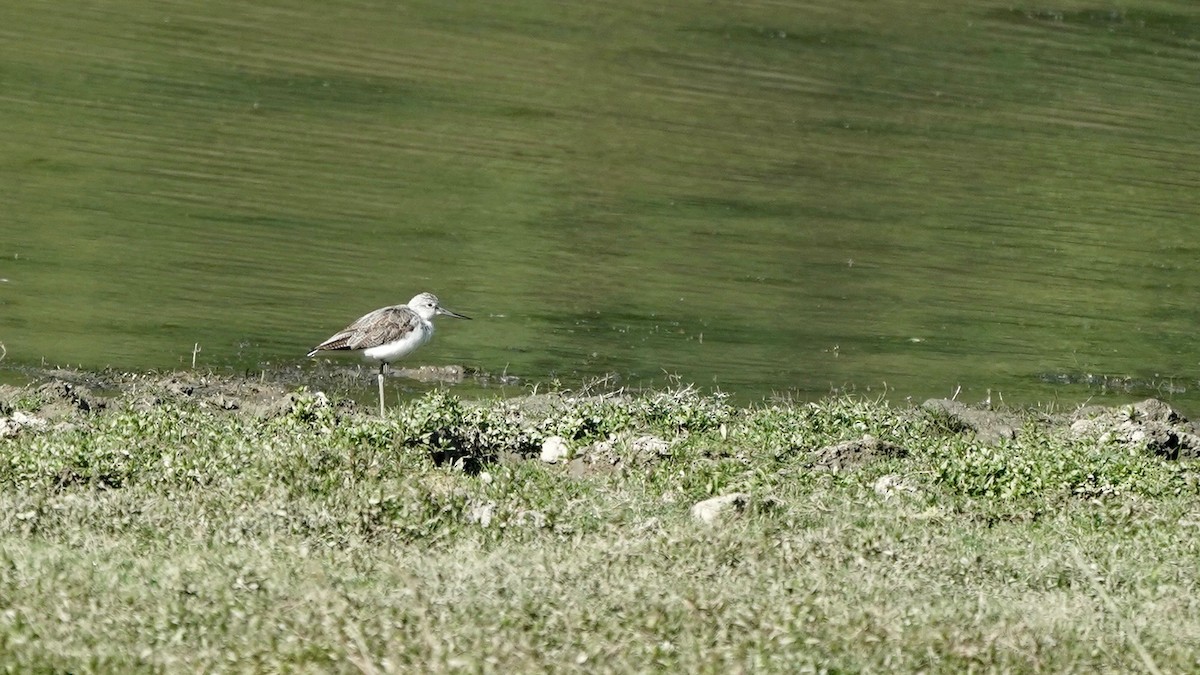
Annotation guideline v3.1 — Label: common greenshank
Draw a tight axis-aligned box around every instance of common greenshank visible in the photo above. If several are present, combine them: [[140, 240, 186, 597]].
[[307, 292, 470, 415]]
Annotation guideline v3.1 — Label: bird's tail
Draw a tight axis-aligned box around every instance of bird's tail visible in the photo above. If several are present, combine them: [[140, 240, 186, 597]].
[[306, 348, 320, 357]]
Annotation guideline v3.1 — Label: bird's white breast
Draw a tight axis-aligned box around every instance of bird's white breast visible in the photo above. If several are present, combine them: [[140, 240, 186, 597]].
[[362, 320, 433, 363]]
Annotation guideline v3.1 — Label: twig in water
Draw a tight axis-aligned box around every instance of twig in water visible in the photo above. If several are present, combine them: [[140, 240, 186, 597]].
[[191, 343, 201, 369], [0, 342, 6, 363]]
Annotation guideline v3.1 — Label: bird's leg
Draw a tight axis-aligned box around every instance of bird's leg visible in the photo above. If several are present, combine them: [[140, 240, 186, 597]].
[[377, 362, 386, 417]]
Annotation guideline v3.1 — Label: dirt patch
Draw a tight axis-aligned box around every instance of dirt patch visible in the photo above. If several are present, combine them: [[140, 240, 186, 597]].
[[1070, 398, 1200, 460], [563, 433, 674, 478], [921, 398, 1019, 444], [0, 368, 290, 415], [811, 435, 910, 471], [0, 364, 496, 420], [36, 380, 104, 419]]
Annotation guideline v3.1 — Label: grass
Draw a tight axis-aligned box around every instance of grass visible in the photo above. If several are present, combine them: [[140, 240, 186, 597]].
[[1, 385, 1199, 672]]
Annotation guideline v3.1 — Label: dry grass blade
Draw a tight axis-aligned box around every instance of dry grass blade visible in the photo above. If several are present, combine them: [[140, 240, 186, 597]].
[[1069, 546, 1162, 675]]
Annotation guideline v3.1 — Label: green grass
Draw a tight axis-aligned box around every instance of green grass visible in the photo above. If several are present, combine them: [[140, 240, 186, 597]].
[[2, 386, 1199, 672]]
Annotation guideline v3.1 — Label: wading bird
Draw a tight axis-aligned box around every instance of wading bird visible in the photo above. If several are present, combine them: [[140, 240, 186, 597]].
[[307, 292, 470, 415]]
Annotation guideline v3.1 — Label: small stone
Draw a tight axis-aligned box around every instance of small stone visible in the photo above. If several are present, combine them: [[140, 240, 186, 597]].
[[631, 435, 671, 456], [0, 412, 48, 438], [1129, 398, 1182, 424], [467, 501, 496, 528], [214, 394, 239, 411], [873, 474, 918, 499], [566, 457, 589, 478], [691, 492, 750, 524], [516, 510, 547, 528], [0, 418, 20, 438], [632, 517, 661, 534], [394, 365, 466, 383], [540, 435, 571, 463], [1069, 398, 1200, 460], [921, 398, 1018, 444], [812, 435, 908, 471], [587, 438, 615, 456], [11, 411, 46, 429], [1069, 418, 1095, 436]]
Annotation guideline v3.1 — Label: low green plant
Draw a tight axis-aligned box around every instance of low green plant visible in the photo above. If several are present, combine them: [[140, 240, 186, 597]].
[[934, 433, 1189, 503]]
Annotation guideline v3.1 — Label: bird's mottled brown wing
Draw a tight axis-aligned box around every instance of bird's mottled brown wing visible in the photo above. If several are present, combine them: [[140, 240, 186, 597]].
[[310, 305, 420, 353]]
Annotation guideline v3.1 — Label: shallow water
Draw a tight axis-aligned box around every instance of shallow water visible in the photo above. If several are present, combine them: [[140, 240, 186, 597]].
[[2, 1, 1199, 409]]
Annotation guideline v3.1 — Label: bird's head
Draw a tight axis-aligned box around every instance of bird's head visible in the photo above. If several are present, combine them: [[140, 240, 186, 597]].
[[408, 292, 471, 321]]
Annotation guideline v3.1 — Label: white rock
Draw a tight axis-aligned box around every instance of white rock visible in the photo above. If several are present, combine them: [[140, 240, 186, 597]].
[[516, 510, 547, 528], [631, 435, 670, 456], [467, 501, 496, 528], [585, 437, 614, 456], [873, 474, 918, 499], [691, 493, 750, 524], [1069, 419, 1095, 437], [540, 436, 571, 463], [1127, 426, 1147, 443], [11, 412, 46, 428], [0, 412, 48, 438]]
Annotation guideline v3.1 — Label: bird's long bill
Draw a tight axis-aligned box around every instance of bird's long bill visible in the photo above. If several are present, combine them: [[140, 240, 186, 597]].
[[437, 306, 471, 320]]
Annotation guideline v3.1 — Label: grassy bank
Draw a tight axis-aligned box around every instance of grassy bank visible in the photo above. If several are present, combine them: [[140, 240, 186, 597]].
[[1, 380, 1198, 672]]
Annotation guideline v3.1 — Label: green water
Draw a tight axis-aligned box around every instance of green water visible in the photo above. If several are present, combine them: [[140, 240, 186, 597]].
[[2, 1, 1199, 408]]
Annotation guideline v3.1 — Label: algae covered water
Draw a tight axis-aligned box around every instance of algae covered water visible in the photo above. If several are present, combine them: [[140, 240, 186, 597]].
[[2, 2, 1199, 408]]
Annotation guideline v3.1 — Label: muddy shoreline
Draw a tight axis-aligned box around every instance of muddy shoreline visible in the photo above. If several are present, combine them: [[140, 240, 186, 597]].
[[3, 366, 1200, 462], [0, 363, 518, 418]]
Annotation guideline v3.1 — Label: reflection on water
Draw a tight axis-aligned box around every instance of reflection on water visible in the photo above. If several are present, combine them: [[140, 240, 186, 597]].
[[2, 2, 1198, 410]]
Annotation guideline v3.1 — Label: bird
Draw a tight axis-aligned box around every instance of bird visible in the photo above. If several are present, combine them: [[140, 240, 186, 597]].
[[307, 292, 470, 415]]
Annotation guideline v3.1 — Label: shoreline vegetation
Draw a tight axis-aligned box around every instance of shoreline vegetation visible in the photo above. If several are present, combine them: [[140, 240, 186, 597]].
[[2, 369, 1199, 672]]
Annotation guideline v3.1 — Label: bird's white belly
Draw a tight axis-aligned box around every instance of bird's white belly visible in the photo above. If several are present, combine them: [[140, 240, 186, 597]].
[[362, 325, 432, 363]]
